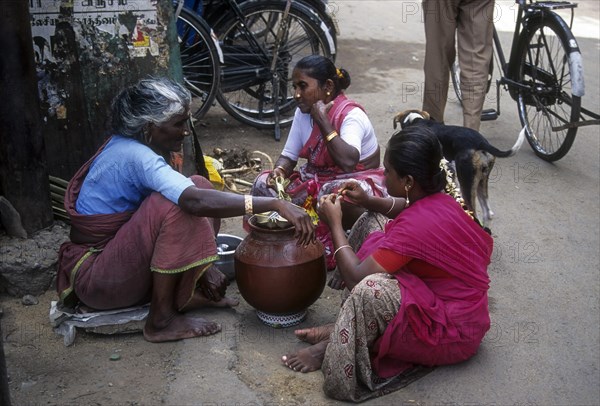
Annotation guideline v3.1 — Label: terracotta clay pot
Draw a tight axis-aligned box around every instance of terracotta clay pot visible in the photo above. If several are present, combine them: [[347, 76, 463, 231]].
[[234, 216, 326, 328]]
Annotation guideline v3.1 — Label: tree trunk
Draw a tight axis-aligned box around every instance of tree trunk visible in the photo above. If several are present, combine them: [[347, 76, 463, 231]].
[[0, 322, 11, 406], [0, 0, 53, 234]]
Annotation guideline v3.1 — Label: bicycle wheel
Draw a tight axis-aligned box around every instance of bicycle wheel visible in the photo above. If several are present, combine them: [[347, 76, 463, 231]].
[[515, 16, 582, 161], [451, 52, 494, 107], [451, 59, 463, 105], [296, 0, 338, 53], [214, 0, 334, 129], [177, 7, 221, 119], [206, 0, 338, 53]]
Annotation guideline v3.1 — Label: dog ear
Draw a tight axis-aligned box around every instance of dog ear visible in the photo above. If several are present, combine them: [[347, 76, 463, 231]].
[[393, 111, 406, 129]]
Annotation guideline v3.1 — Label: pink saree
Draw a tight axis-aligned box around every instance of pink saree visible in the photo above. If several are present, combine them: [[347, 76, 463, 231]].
[[298, 93, 368, 176], [251, 93, 386, 269], [357, 193, 494, 378]]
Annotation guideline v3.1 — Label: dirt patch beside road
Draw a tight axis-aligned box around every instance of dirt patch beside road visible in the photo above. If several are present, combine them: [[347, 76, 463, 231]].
[[2, 1, 599, 403]]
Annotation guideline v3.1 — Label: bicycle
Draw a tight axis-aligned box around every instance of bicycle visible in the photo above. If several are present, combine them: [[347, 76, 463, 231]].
[[175, 0, 223, 120], [175, 0, 337, 140], [200, 0, 339, 50], [451, 0, 600, 162]]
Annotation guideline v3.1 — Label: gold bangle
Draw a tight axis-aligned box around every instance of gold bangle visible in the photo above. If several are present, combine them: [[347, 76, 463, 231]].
[[325, 130, 338, 142], [275, 165, 286, 174], [244, 194, 253, 215], [333, 244, 352, 257]]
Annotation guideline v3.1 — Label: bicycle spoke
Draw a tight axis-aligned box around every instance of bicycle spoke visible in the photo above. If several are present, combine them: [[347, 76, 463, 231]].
[[215, 1, 333, 129], [177, 8, 220, 119], [517, 15, 580, 161]]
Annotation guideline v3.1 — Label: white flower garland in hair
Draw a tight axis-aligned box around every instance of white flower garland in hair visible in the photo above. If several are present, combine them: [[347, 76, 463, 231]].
[[439, 158, 476, 221]]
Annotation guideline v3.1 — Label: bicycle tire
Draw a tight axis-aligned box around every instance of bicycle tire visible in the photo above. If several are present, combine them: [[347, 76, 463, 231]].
[[295, 0, 338, 53], [451, 59, 463, 105], [206, 0, 338, 59], [451, 51, 494, 107], [177, 7, 221, 119], [514, 15, 582, 162], [214, 0, 334, 129]]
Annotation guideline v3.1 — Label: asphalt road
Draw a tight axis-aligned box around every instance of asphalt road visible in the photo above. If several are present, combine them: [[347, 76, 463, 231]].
[[192, 1, 600, 404], [5, 1, 598, 405]]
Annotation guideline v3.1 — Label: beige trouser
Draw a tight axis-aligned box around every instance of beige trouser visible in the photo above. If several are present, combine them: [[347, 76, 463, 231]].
[[422, 0, 495, 131]]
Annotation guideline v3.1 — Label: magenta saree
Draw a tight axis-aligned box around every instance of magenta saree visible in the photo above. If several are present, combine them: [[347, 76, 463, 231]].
[[359, 193, 494, 378]]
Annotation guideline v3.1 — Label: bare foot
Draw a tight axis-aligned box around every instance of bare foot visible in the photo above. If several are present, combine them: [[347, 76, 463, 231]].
[[295, 323, 334, 344], [143, 314, 221, 343], [281, 340, 329, 373], [182, 290, 239, 311], [200, 295, 240, 308]]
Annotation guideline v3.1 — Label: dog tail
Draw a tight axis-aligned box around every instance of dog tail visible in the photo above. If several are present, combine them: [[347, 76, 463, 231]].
[[485, 127, 526, 157]]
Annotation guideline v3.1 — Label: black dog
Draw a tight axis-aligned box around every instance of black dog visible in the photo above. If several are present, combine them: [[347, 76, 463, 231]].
[[393, 109, 525, 226]]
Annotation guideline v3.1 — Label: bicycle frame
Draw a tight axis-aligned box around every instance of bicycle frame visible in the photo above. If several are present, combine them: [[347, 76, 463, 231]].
[[176, 0, 268, 65], [450, 0, 599, 160], [177, 0, 303, 93], [490, 0, 585, 119]]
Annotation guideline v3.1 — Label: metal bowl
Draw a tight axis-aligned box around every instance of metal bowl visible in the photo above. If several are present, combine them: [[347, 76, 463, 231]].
[[215, 234, 243, 280]]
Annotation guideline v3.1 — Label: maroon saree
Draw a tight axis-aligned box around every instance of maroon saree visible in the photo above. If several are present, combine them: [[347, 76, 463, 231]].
[[57, 139, 218, 311]]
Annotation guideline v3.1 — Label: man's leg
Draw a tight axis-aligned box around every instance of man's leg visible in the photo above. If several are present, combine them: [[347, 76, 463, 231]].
[[422, 0, 459, 123], [457, 0, 495, 131]]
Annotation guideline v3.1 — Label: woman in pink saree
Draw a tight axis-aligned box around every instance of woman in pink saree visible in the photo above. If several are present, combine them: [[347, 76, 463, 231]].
[[56, 78, 315, 343], [251, 55, 386, 270], [281, 125, 494, 402]]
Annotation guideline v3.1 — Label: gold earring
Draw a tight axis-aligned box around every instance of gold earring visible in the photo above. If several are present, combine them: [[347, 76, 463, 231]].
[[405, 185, 410, 208], [326, 91, 331, 96], [183, 130, 190, 136]]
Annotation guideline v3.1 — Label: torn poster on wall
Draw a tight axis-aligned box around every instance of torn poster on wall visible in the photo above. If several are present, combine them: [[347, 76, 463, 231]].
[[30, 0, 160, 60], [29, 0, 169, 121]]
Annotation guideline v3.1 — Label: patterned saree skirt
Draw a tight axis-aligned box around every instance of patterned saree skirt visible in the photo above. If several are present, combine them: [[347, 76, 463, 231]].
[[321, 212, 432, 402]]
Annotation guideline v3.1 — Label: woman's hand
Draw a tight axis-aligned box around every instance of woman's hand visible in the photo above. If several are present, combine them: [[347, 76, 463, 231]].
[[198, 265, 228, 302], [267, 166, 287, 186], [275, 200, 316, 246], [317, 193, 343, 227], [310, 100, 334, 125], [337, 181, 369, 208], [267, 156, 296, 187], [270, 166, 287, 180]]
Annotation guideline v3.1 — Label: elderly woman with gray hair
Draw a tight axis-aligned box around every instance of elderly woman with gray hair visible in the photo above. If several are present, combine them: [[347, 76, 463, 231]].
[[56, 77, 315, 343]]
